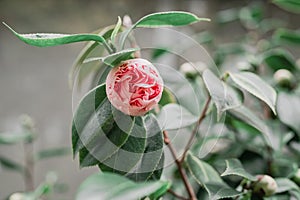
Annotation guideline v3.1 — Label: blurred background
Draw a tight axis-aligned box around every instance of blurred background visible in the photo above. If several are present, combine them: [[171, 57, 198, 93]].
[[0, 0, 299, 199]]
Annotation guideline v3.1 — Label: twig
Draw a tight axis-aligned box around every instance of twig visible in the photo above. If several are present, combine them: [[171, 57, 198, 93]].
[[163, 131, 197, 200], [167, 189, 189, 200], [180, 96, 211, 163]]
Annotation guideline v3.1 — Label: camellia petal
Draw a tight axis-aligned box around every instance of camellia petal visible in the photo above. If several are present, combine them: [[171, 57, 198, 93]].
[[106, 58, 164, 116]]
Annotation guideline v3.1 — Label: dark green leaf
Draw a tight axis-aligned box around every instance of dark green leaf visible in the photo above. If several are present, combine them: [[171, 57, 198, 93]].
[[262, 49, 296, 71], [274, 28, 300, 45], [186, 152, 241, 199], [84, 48, 138, 67], [35, 147, 71, 161], [277, 92, 300, 135], [76, 172, 170, 200], [0, 156, 25, 173], [202, 69, 242, 119], [272, 0, 300, 13], [0, 131, 33, 145], [134, 11, 210, 28], [3, 22, 108, 47], [221, 159, 257, 181], [72, 85, 164, 181], [157, 104, 198, 130], [229, 72, 277, 114]]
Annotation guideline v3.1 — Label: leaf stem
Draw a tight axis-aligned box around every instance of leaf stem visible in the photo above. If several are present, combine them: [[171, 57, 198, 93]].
[[180, 96, 211, 163], [163, 131, 197, 200]]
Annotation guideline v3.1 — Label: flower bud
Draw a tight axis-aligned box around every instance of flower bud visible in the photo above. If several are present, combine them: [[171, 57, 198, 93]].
[[106, 58, 163, 116], [253, 175, 277, 197], [179, 61, 206, 79], [9, 193, 25, 200], [273, 69, 294, 87]]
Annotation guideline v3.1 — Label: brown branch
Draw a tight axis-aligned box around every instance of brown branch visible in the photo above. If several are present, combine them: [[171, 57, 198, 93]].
[[163, 131, 197, 200], [167, 189, 189, 200], [180, 96, 211, 163]]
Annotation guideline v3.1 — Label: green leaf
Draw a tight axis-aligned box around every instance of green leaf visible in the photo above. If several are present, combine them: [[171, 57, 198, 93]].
[[3, 22, 109, 47], [274, 28, 300, 45], [262, 49, 296, 71], [111, 16, 122, 44], [277, 92, 300, 135], [120, 11, 210, 48], [186, 152, 241, 200], [0, 131, 33, 145], [272, 0, 300, 13], [157, 104, 198, 130], [202, 69, 242, 119], [275, 178, 300, 193], [228, 105, 272, 147], [229, 72, 277, 115], [69, 25, 115, 88], [221, 159, 257, 181], [134, 11, 210, 28], [72, 84, 164, 181], [35, 147, 71, 161], [76, 172, 170, 200], [158, 87, 177, 106], [84, 48, 138, 67], [0, 156, 25, 173]]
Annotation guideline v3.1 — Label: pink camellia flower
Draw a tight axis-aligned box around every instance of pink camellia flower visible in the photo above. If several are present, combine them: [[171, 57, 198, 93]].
[[106, 58, 164, 116]]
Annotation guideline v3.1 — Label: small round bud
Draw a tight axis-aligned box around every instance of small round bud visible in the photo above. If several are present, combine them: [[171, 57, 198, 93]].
[[179, 61, 206, 79], [253, 175, 277, 197], [20, 114, 35, 130], [273, 69, 294, 87], [9, 193, 25, 200]]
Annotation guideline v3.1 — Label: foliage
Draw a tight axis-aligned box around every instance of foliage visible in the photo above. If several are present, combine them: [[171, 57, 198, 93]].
[[4, 2, 300, 200]]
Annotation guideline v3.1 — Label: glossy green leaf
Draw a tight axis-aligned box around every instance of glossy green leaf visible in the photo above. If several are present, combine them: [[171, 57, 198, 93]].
[[3, 22, 109, 47], [186, 153, 241, 200], [228, 105, 272, 147], [99, 114, 164, 182], [229, 72, 277, 114], [0, 131, 33, 145], [157, 104, 198, 130], [35, 147, 71, 161], [120, 11, 210, 48], [277, 92, 300, 135], [72, 84, 164, 181], [76, 172, 170, 200], [262, 49, 296, 71], [272, 0, 300, 13], [0, 156, 25, 173], [274, 28, 300, 45], [221, 159, 257, 181], [134, 11, 210, 28], [203, 69, 242, 119], [84, 48, 138, 67]]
